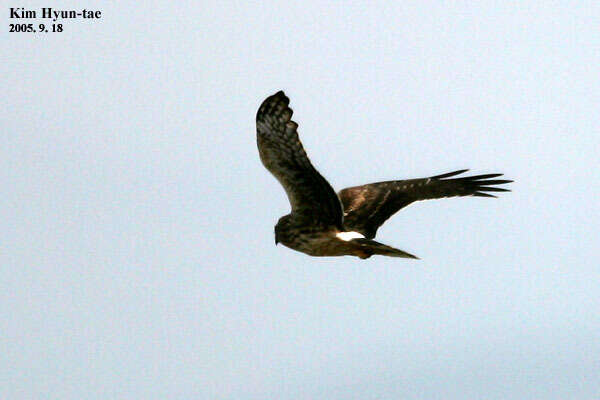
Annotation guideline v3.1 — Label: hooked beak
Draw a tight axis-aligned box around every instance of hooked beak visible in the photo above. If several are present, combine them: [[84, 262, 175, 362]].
[[275, 237, 279, 245]]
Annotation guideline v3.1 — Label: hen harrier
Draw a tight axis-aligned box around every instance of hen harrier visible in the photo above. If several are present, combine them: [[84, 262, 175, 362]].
[[257, 91, 511, 259]]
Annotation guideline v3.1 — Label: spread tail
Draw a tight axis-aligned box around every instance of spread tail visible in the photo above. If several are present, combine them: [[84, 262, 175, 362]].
[[352, 238, 419, 259]]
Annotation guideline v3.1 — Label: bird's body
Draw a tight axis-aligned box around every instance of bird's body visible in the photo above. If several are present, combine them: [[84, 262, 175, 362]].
[[274, 214, 408, 259], [257, 91, 511, 259]]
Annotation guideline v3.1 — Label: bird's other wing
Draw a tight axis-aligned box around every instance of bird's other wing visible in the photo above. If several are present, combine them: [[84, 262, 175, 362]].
[[339, 169, 512, 238], [257, 91, 343, 227]]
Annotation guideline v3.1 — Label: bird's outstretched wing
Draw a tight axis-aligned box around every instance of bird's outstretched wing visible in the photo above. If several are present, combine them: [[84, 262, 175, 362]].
[[257, 91, 343, 227], [339, 169, 512, 238]]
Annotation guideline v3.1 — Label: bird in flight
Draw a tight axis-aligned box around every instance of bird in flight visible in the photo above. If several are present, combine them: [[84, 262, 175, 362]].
[[256, 91, 512, 259]]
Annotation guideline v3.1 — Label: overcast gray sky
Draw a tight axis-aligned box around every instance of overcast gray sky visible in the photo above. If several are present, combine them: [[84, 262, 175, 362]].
[[2, 1, 599, 399]]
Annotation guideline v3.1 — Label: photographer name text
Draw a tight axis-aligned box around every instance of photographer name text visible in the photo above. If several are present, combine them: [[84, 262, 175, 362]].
[[9, 7, 102, 33]]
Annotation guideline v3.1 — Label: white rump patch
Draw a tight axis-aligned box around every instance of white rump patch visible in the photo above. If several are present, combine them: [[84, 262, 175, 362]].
[[336, 231, 365, 241]]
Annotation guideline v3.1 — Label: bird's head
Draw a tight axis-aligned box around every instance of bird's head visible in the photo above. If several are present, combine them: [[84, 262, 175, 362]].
[[274, 214, 292, 245]]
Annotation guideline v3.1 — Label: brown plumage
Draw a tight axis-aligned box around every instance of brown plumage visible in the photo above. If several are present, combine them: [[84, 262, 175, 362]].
[[257, 91, 512, 259]]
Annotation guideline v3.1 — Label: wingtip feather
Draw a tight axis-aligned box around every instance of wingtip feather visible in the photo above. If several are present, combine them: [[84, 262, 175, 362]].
[[479, 187, 510, 192], [473, 192, 497, 198], [431, 169, 469, 179], [478, 179, 513, 185], [470, 173, 504, 180]]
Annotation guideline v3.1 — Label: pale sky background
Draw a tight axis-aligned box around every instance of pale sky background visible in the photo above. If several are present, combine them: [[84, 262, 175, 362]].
[[2, 1, 599, 399]]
